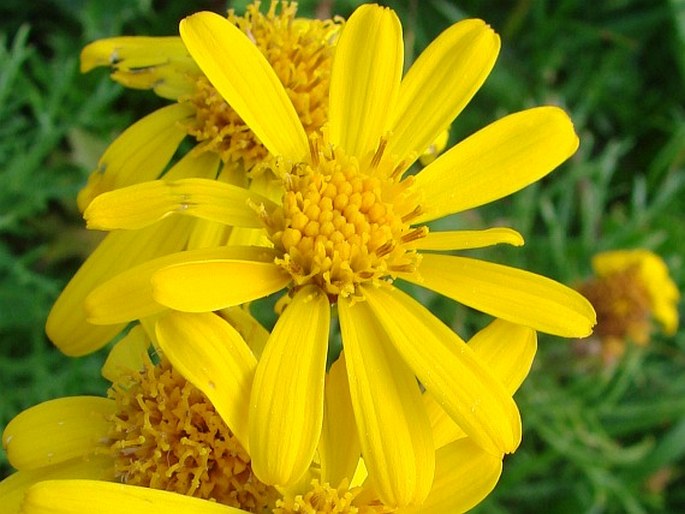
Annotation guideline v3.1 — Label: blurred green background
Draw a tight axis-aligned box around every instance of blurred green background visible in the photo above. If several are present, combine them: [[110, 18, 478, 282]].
[[0, 0, 683, 512]]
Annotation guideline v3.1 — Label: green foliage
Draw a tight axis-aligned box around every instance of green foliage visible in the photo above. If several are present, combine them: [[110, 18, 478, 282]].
[[0, 0, 683, 512]]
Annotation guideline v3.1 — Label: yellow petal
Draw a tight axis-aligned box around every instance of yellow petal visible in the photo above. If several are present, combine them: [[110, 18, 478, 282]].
[[86, 245, 276, 325], [156, 311, 256, 449], [363, 285, 521, 455], [469, 319, 538, 393], [328, 4, 403, 160], [0, 456, 114, 514], [218, 306, 270, 358], [22, 480, 246, 514], [186, 217, 234, 250], [401, 439, 502, 514], [339, 296, 434, 507], [179, 12, 308, 160], [423, 319, 537, 450], [407, 227, 524, 251], [3, 397, 115, 470], [162, 146, 222, 181], [405, 253, 596, 337], [152, 258, 289, 313], [414, 106, 579, 223], [101, 324, 152, 383], [80, 36, 197, 99], [319, 354, 361, 488], [422, 393, 466, 450], [249, 286, 330, 486], [418, 126, 450, 167], [389, 19, 499, 165], [77, 103, 193, 211], [84, 178, 274, 231], [47, 216, 195, 356]]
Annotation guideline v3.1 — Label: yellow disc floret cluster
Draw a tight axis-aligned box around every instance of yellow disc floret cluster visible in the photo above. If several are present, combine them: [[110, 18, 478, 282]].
[[184, 1, 341, 171], [274, 480, 393, 514], [265, 141, 426, 299], [107, 358, 277, 511]]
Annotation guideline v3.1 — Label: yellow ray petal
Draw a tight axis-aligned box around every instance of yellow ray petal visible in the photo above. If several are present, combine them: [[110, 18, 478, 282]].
[[218, 306, 270, 358], [400, 439, 502, 514], [84, 178, 274, 231], [0, 455, 114, 514], [161, 148, 222, 181], [22, 480, 246, 514], [179, 12, 308, 160], [328, 4, 402, 160], [80, 36, 197, 99], [151, 257, 289, 313], [405, 254, 596, 337], [339, 296, 434, 507], [249, 286, 329, 486], [319, 353, 360, 488], [422, 393, 466, 450], [363, 285, 521, 456], [86, 245, 276, 325], [422, 319, 536, 450], [77, 103, 193, 211], [156, 311, 256, 449], [101, 324, 152, 383], [469, 319, 537, 393], [186, 218, 233, 250], [407, 227, 523, 251], [388, 19, 499, 165], [414, 106, 579, 223], [47, 216, 195, 356], [3, 397, 115, 470]]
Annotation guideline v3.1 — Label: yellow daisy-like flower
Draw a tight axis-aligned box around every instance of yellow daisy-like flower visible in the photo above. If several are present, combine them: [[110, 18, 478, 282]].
[[578, 249, 679, 361], [79, 3, 594, 504], [47, 1, 342, 356], [2, 311, 273, 514], [3, 319, 537, 513]]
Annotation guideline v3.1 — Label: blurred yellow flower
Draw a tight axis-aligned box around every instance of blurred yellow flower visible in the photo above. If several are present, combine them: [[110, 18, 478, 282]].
[[77, 3, 594, 502], [47, 0, 342, 357], [2, 319, 536, 512], [578, 249, 679, 361]]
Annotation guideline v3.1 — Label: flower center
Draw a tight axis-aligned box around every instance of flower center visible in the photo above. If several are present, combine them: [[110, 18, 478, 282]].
[[578, 265, 652, 344], [107, 357, 277, 511], [275, 480, 393, 514], [182, 1, 341, 173], [264, 141, 426, 299]]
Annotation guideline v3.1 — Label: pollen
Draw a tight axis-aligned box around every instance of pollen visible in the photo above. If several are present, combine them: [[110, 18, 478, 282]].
[[274, 480, 393, 513], [182, 1, 341, 172], [265, 141, 425, 299], [106, 357, 277, 511]]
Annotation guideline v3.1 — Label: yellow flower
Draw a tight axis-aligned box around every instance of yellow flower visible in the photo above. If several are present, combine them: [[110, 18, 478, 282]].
[[47, 1, 342, 356], [79, 3, 595, 503], [3, 319, 537, 513], [2, 312, 273, 514], [578, 249, 679, 361]]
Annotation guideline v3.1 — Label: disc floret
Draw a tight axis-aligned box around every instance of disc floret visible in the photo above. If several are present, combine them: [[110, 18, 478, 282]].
[[265, 139, 426, 299]]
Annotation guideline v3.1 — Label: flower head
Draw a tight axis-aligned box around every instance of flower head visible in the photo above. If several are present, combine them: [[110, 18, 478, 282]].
[[2, 318, 535, 513], [47, 1, 342, 356], [1, 318, 274, 513], [78, 3, 595, 504], [577, 249, 679, 361]]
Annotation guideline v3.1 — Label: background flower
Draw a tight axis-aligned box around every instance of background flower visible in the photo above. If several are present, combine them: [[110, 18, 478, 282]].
[[577, 249, 679, 363]]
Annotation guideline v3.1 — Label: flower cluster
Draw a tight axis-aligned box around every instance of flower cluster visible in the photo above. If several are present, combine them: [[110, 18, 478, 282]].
[[2, 2, 598, 513]]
